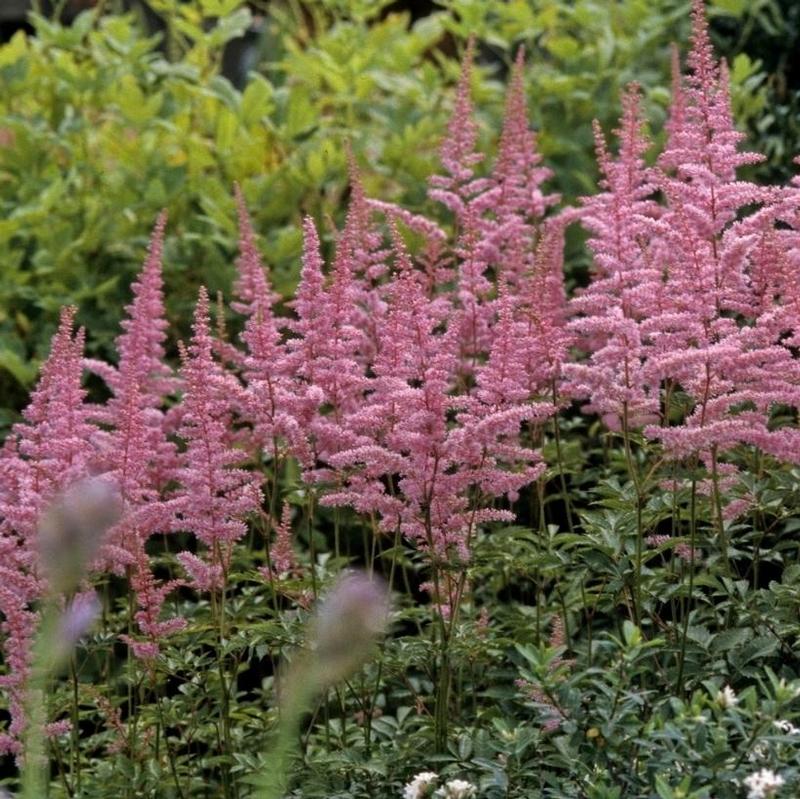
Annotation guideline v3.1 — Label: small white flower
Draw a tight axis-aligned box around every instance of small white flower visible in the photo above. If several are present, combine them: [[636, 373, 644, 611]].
[[743, 768, 784, 799], [717, 685, 738, 708], [747, 741, 769, 763], [435, 779, 477, 799], [773, 719, 800, 736], [403, 772, 439, 799]]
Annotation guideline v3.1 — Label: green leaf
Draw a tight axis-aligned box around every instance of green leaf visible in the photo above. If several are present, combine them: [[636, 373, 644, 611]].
[[0, 349, 36, 387], [241, 75, 274, 127], [206, 8, 253, 49]]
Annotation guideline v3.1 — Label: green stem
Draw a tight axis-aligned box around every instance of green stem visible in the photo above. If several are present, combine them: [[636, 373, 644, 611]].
[[550, 382, 574, 534], [252, 664, 316, 799], [621, 402, 643, 627], [676, 465, 698, 696], [710, 445, 731, 579], [155, 693, 186, 799], [70, 659, 80, 795], [433, 644, 451, 753]]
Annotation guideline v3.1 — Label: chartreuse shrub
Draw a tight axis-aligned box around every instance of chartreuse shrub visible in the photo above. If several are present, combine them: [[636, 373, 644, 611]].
[[3, 1, 800, 798], [0, 0, 775, 431]]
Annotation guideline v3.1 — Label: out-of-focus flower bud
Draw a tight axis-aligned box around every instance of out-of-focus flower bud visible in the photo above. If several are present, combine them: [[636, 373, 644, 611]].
[[53, 592, 101, 665], [38, 478, 121, 593], [308, 571, 391, 687]]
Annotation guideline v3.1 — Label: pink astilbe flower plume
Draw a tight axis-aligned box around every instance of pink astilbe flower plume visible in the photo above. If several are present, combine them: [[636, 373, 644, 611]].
[[86, 212, 175, 407], [286, 217, 327, 380], [340, 149, 393, 285], [641, 1, 786, 474], [118, 533, 187, 662], [85, 216, 180, 576], [260, 502, 299, 580], [492, 47, 557, 223], [232, 184, 279, 318], [175, 288, 262, 591], [286, 216, 370, 478], [474, 47, 558, 290], [429, 36, 489, 222], [0, 307, 99, 757], [15, 307, 97, 490], [513, 221, 573, 400], [229, 189, 304, 466], [552, 1, 800, 520], [658, 1, 764, 208], [569, 0, 800, 490], [75, 215, 187, 656], [566, 86, 663, 428], [320, 222, 550, 585]]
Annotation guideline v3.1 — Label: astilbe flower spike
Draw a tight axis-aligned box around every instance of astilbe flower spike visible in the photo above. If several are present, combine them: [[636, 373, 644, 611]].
[[303, 47, 564, 611], [0, 307, 99, 757], [566, 85, 663, 429], [230, 189, 305, 467], [427, 42, 493, 373], [286, 215, 370, 480], [319, 222, 550, 597], [260, 502, 299, 580], [175, 287, 262, 591], [516, 219, 573, 398], [473, 46, 558, 290], [90, 215, 178, 565], [428, 36, 487, 221], [641, 0, 799, 474], [564, 0, 800, 522], [231, 184, 280, 319], [76, 215, 186, 657]]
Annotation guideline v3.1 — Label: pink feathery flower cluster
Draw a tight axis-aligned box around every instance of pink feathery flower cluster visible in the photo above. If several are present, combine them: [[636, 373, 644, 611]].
[[569, 0, 800, 502], [174, 287, 263, 591], [566, 84, 663, 430], [259, 502, 299, 580], [0, 214, 267, 747], [89, 217, 184, 658], [281, 45, 562, 582], [0, 307, 98, 757], [431, 43, 561, 377], [0, 40, 562, 718]]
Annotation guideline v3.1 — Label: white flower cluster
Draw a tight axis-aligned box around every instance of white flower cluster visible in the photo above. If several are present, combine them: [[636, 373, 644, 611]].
[[402, 773, 477, 799], [773, 719, 800, 736], [717, 685, 738, 708], [437, 779, 477, 799], [403, 772, 439, 799], [744, 768, 784, 799]]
